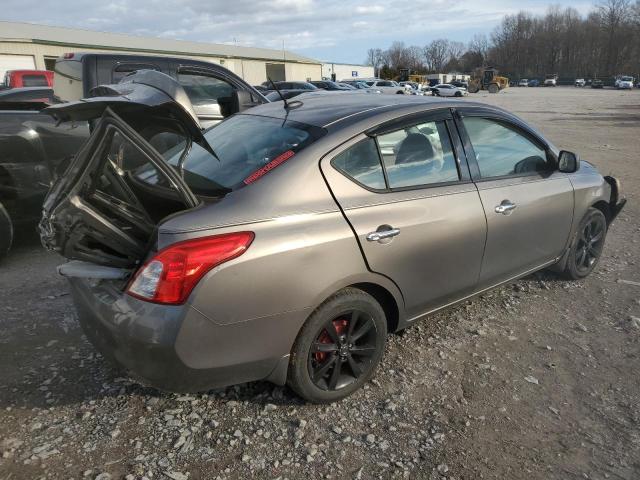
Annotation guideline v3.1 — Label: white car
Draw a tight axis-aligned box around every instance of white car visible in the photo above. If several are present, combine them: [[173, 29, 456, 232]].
[[518, 79, 529, 87], [364, 80, 406, 94], [399, 81, 424, 95], [432, 84, 467, 97], [615, 76, 634, 89], [575, 78, 586, 87]]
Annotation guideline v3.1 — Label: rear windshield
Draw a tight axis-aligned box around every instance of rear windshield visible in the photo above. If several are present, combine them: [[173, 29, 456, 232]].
[[22, 75, 49, 87], [137, 114, 325, 197]]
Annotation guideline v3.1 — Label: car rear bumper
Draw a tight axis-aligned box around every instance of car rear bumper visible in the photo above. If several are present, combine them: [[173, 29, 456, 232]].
[[67, 277, 303, 392]]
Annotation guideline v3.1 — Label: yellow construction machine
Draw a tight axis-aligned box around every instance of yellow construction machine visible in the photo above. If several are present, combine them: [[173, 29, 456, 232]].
[[467, 68, 509, 93]]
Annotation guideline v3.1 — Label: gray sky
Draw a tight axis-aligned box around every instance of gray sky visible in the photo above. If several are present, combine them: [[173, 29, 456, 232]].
[[1, 0, 595, 63]]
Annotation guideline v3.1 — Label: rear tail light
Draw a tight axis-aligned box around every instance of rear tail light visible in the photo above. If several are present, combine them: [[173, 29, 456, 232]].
[[127, 232, 254, 305]]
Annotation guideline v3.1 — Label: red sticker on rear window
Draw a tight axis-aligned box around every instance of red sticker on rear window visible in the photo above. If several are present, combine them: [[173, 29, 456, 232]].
[[243, 150, 295, 185]]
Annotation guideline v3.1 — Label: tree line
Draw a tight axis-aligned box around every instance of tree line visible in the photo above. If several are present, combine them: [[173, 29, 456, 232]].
[[366, 0, 640, 81]]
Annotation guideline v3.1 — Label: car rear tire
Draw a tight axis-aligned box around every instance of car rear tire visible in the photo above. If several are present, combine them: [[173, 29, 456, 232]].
[[287, 288, 387, 403], [0, 202, 13, 260], [563, 208, 607, 280]]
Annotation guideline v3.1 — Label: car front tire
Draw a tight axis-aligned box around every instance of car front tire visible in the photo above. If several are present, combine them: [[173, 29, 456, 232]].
[[287, 288, 387, 403], [563, 208, 607, 280], [0, 202, 13, 260]]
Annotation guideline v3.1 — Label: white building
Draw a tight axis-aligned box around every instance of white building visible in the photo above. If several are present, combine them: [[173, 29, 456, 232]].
[[426, 73, 471, 85], [0, 21, 322, 85], [321, 62, 375, 82]]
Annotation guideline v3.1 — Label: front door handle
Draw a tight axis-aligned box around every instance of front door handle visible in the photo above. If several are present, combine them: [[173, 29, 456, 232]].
[[366, 227, 401, 242], [495, 200, 517, 215]]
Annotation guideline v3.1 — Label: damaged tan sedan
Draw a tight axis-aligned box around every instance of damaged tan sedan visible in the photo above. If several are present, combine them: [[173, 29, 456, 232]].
[[40, 71, 626, 402]]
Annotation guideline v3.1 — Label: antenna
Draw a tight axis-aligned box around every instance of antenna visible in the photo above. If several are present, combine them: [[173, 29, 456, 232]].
[[267, 77, 303, 121], [268, 76, 289, 109]]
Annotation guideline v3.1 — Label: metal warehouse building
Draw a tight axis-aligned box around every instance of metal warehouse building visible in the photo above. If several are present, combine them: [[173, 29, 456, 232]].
[[0, 21, 322, 85], [321, 62, 375, 82]]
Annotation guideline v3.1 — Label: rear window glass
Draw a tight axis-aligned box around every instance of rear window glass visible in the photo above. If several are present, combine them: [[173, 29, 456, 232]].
[[22, 75, 49, 87], [332, 138, 386, 189], [137, 115, 325, 196]]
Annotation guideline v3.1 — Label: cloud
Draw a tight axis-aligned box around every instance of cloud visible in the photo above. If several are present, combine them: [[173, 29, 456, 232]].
[[0, 0, 595, 63], [356, 5, 384, 14]]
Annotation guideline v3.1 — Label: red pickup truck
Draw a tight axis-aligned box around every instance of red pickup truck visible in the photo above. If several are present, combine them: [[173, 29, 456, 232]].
[[2, 69, 54, 88]]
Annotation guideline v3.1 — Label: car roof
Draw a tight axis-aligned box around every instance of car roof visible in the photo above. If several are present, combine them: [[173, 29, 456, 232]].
[[241, 92, 479, 129]]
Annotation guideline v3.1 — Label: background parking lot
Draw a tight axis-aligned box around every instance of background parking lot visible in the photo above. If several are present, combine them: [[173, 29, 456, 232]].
[[0, 86, 639, 480]]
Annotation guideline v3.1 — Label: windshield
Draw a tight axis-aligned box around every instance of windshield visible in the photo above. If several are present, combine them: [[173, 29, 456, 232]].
[[620, 76, 633, 81], [137, 115, 326, 196]]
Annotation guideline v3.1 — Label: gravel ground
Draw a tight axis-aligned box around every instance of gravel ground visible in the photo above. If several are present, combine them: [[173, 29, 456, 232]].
[[0, 86, 639, 480]]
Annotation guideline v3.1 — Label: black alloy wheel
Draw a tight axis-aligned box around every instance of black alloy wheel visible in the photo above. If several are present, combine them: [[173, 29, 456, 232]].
[[563, 208, 608, 279], [574, 213, 606, 275], [308, 310, 378, 391], [287, 288, 387, 403]]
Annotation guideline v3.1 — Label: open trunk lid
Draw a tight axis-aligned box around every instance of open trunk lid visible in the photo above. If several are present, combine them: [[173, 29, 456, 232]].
[[40, 71, 207, 268]]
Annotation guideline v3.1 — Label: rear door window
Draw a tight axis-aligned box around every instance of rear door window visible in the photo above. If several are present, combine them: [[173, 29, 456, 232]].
[[112, 63, 160, 83], [377, 121, 460, 188], [332, 138, 386, 190], [178, 71, 234, 108], [22, 75, 49, 87]]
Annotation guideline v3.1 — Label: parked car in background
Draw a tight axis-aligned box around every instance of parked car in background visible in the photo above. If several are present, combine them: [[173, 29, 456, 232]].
[[528, 79, 540, 87], [432, 84, 467, 97], [544, 74, 558, 87], [591, 79, 604, 89], [450, 80, 469, 89], [575, 78, 586, 87], [40, 88, 625, 402], [2, 69, 53, 88], [55, 53, 266, 128], [261, 81, 320, 101], [339, 80, 382, 93], [0, 53, 267, 260], [310, 80, 353, 91], [262, 81, 318, 92], [614, 76, 634, 89], [364, 80, 406, 94], [518, 79, 529, 87], [399, 81, 423, 95], [264, 89, 318, 102], [337, 82, 357, 90]]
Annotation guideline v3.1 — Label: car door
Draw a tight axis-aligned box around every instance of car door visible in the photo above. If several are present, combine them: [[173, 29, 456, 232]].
[[321, 109, 487, 319], [455, 108, 574, 288]]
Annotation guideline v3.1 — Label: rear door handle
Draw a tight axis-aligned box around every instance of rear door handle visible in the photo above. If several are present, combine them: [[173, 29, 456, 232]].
[[495, 200, 517, 215], [366, 227, 401, 242]]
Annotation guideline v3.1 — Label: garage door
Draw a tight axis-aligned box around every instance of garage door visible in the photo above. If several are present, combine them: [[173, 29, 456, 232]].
[[265, 63, 285, 82], [0, 54, 36, 82]]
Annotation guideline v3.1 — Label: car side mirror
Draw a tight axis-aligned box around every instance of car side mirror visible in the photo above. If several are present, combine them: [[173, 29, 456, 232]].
[[234, 90, 256, 113], [558, 150, 580, 173]]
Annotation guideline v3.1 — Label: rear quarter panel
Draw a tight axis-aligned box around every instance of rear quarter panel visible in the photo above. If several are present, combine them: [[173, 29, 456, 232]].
[[157, 139, 405, 327]]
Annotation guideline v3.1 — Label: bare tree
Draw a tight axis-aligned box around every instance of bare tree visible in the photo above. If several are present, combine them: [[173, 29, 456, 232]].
[[365, 48, 385, 77], [424, 39, 450, 72], [366, 2, 640, 81]]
